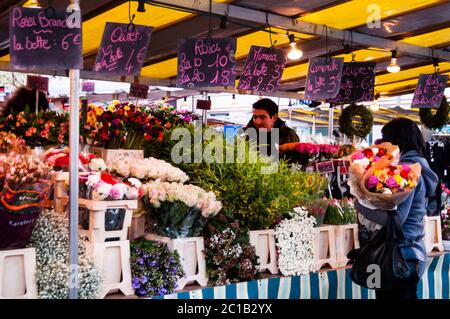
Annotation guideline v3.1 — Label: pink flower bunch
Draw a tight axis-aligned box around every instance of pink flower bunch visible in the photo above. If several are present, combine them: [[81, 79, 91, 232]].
[[294, 143, 339, 156]]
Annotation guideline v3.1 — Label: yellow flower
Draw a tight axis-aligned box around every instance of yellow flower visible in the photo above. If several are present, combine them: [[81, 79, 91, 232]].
[[87, 112, 97, 126], [112, 100, 120, 106], [124, 105, 130, 111], [95, 107, 103, 116], [107, 105, 116, 112]]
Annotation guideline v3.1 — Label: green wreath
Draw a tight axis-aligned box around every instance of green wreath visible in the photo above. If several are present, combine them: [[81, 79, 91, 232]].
[[338, 104, 374, 138], [419, 97, 450, 130]]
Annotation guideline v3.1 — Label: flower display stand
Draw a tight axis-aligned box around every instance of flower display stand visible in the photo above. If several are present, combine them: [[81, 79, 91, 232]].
[[313, 225, 338, 271], [128, 215, 145, 241], [248, 229, 278, 274], [144, 234, 208, 290], [90, 147, 144, 165], [334, 224, 359, 267], [88, 240, 134, 298], [79, 199, 137, 243], [53, 172, 69, 213], [424, 216, 444, 254], [0, 248, 38, 299]]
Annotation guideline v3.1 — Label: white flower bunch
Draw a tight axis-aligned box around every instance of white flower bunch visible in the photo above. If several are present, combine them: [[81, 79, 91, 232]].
[[143, 181, 222, 218], [88, 158, 107, 172], [29, 210, 101, 299], [110, 157, 189, 183], [275, 207, 316, 276]]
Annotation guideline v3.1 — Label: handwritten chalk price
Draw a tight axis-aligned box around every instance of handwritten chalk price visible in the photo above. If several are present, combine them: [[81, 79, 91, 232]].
[[94, 22, 152, 76], [238, 46, 286, 93], [305, 57, 344, 100], [9, 6, 82, 70], [411, 73, 448, 109], [177, 38, 236, 88]]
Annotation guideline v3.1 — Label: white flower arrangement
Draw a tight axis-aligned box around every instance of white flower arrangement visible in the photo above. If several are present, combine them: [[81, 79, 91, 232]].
[[88, 157, 107, 172], [143, 181, 222, 218], [29, 210, 101, 299], [110, 157, 189, 183], [275, 207, 316, 276]]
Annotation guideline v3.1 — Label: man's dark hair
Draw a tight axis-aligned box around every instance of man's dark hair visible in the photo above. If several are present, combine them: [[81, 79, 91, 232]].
[[252, 98, 278, 117], [381, 117, 427, 156], [5, 86, 49, 116]]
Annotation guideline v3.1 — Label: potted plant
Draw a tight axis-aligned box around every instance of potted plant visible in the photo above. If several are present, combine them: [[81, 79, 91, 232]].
[[130, 239, 184, 297], [142, 180, 222, 289]]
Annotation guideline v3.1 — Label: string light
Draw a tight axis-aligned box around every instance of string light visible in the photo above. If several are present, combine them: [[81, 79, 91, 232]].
[[287, 34, 303, 61], [387, 50, 400, 73]]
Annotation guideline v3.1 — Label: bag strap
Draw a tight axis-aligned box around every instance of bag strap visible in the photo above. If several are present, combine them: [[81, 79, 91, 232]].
[[386, 210, 405, 243]]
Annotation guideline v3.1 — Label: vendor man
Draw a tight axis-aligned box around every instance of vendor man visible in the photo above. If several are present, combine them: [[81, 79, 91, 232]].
[[244, 98, 299, 156]]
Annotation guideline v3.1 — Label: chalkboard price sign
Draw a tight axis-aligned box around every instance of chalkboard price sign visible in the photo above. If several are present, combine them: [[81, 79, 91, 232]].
[[9, 6, 82, 71], [129, 83, 149, 99], [177, 38, 237, 88], [316, 160, 335, 174], [82, 81, 95, 92], [411, 73, 448, 109], [196, 99, 211, 110], [327, 62, 375, 104], [238, 46, 286, 93], [305, 57, 344, 100], [94, 22, 152, 76], [26, 75, 49, 92]]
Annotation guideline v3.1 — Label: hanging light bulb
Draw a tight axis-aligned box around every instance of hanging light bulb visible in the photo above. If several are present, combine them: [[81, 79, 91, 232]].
[[387, 50, 401, 73], [370, 100, 380, 111], [287, 34, 303, 61]]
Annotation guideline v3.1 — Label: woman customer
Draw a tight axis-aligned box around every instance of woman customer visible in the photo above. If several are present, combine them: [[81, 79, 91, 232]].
[[355, 118, 438, 299]]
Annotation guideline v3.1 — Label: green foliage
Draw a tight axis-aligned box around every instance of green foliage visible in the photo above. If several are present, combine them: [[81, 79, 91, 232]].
[[145, 200, 207, 239], [323, 198, 357, 225]]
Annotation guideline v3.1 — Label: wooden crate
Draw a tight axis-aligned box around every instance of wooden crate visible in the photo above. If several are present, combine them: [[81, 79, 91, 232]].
[[334, 224, 359, 268], [53, 172, 69, 213], [128, 215, 146, 241], [248, 229, 278, 274], [88, 240, 134, 298], [313, 225, 338, 271], [79, 199, 137, 243], [145, 234, 208, 290], [424, 215, 444, 254], [89, 147, 144, 165], [0, 248, 38, 299]]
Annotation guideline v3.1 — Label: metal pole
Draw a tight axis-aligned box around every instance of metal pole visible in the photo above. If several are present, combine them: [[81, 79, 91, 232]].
[[68, 0, 80, 300], [202, 92, 208, 125], [328, 106, 334, 140], [312, 115, 316, 136]]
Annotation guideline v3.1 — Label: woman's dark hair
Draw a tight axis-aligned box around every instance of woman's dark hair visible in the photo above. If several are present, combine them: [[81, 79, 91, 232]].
[[5, 86, 49, 116], [381, 118, 427, 156]]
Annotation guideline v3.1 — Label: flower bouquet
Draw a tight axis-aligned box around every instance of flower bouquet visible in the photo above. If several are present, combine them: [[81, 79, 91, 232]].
[[130, 239, 184, 297], [146, 102, 199, 129], [279, 142, 339, 167], [110, 157, 189, 183], [0, 154, 52, 249], [302, 198, 329, 226], [83, 102, 164, 149], [143, 181, 222, 239], [44, 147, 107, 172], [0, 110, 69, 147], [0, 132, 29, 154], [79, 172, 142, 201], [348, 143, 421, 210]]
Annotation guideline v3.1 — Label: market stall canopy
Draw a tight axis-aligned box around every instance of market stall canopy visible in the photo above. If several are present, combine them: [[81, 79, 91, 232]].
[[0, 0, 449, 97]]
